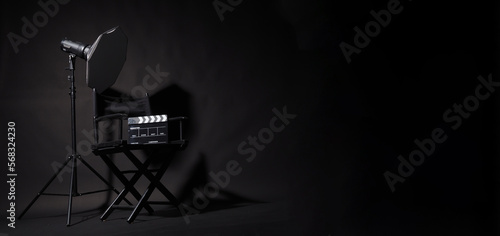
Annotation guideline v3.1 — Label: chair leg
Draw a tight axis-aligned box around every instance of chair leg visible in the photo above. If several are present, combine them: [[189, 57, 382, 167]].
[[99, 154, 155, 220], [99, 148, 182, 223], [123, 150, 180, 206], [126, 153, 179, 223], [127, 188, 153, 223], [78, 156, 134, 206]]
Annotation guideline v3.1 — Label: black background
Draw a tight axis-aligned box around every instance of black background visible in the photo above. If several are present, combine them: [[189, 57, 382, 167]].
[[1, 0, 499, 235]]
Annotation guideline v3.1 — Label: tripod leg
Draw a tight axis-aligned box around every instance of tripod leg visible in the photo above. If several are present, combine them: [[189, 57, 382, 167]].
[[19, 157, 72, 220], [66, 155, 77, 226]]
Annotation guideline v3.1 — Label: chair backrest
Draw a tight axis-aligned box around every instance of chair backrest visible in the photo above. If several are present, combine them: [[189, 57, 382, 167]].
[[94, 91, 152, 117], [92, 88, 152, 145]]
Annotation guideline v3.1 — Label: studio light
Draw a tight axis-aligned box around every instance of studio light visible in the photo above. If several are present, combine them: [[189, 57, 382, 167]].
[[59, 27, 127, 93], [60, 39, 91, 60], [21, 26, 128, 226]]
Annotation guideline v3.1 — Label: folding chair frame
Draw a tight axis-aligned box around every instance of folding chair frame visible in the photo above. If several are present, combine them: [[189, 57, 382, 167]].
[[94, 143, 184, 223]]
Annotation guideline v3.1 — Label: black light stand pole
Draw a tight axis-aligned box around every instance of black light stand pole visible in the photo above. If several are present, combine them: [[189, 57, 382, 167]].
[[19, 27, 131, 227], [19, 53, 126, 226], [18, 54, 80, 226], [67, 53, 78, 226]]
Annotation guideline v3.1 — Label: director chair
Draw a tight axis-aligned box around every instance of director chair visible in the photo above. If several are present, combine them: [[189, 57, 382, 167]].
[[91, 88, 188, 223]]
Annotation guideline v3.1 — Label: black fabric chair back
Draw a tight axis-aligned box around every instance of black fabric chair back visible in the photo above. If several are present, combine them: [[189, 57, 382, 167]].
[[92, 88, 151, 146], [95, 91, 152, 118]]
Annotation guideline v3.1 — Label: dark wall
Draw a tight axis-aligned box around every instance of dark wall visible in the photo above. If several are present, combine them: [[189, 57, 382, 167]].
[[1, 0, 498, 234]]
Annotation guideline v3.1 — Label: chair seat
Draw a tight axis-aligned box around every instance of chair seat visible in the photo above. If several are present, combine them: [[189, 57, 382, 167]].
[[91, 140, 127, 150], [92, 139, 188, 154]]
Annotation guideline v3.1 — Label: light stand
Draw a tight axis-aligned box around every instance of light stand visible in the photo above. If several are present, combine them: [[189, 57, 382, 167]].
[[19, 29, 129, 226]]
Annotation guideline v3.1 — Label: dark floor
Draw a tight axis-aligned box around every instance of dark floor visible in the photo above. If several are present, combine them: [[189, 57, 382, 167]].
[[4, 202, 292, 236], [3, 200, 498, 235]]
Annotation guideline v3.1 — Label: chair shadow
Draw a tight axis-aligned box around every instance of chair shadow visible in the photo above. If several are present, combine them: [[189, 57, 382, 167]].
[[94, 84, 265, 224], [123, 151, 266, 224], [126, 200, 266, 225]]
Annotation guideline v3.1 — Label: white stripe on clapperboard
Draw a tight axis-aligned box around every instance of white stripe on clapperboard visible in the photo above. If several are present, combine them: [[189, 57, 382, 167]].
[[137, 115, 167, 124]]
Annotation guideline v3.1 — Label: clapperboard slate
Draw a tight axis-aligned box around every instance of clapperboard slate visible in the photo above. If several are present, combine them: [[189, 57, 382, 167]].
[[128, 115, 168, 145]]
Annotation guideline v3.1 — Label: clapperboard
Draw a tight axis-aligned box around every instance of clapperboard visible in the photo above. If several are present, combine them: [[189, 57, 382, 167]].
[[128, 114, 168, 145]]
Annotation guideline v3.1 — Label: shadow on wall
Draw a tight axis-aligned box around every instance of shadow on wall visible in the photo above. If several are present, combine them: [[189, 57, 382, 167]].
[[149, 84, 259, 210]]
